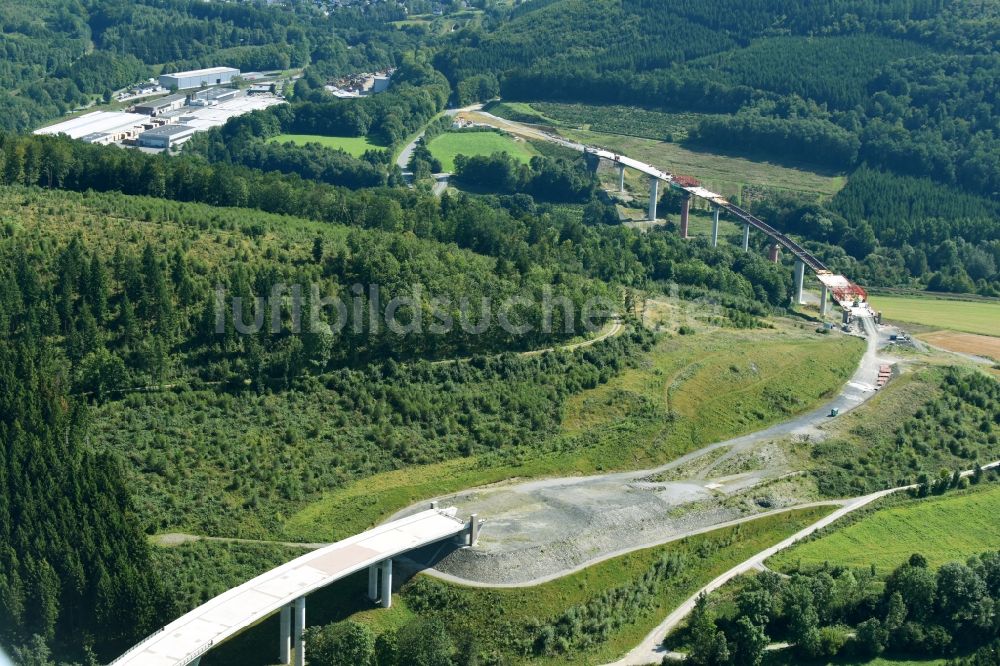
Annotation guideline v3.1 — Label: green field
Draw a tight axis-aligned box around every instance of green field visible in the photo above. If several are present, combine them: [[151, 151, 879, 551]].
[[204, 506, 834, 666], [484, 102, 847, 200], [769, 485, 1000, 573], [268, 133, 385, 157], [489, 100, 712, 143], [284, 327, 863, 541], [870, 294, 1000, 337], [426, 130, 539, 172], [562, 127, 847, 201]]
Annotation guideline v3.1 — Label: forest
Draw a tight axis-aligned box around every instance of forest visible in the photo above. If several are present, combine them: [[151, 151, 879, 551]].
[[678, 544, 1000, 665], [0, 133, 797, 309], [1, 0, 999, 664], [440, 0, 1000, 197], [452, 150, 598, 202], [0, 312, 168, 661], [753, 169, 1000, 295]]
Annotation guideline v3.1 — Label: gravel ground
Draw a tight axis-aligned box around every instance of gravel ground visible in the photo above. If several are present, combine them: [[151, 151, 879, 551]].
[[391, 318, 887, 586]]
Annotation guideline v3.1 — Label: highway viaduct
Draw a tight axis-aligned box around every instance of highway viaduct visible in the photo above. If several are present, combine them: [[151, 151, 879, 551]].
[[589, 147, 869, 316], [110, 507, 481, 666]]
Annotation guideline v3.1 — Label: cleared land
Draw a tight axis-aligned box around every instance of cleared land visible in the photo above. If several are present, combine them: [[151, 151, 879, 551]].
[[285, 327, 863, 541], [268, 133, 385, 157], [489, 100, 710, 142], [768, 485, 1000, 573], [920, 330, 1000, 362], [563, 128, 846, 200], [871, 294, 1000, 337], [478, 103, 846, 199], [426, 130, 538, 172]]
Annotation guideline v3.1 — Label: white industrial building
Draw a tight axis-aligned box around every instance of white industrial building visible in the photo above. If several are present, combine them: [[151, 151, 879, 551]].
[[137, 124, 198, 149], [33, 111, 149, 143], [159, 67, 239, 91], [133, 93, 189, 117]]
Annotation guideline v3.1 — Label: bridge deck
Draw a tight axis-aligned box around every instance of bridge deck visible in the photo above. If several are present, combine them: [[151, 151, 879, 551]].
[[112, 509, 467, 666]]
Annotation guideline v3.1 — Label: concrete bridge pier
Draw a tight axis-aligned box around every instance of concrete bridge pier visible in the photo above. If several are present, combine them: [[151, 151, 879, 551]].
[[679, 193, 691, 239], [294, 596, 306, 666], [710, 206, 720, 247], [793, 259, 805, 305], [380, 559, 393, 609], [618, 164, 626, 192], [647, 176, 659, 220], [742, 224, 750, 252], [367, 564, 378, 601], [820, 284, 829, 316], [768, 242, 781, 263], [469, 513, 480, 546], [279, 603, 292, 664]]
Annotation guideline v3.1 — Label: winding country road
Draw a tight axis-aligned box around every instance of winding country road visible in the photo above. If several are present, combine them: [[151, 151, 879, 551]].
[[608, 459, 1000, 666]]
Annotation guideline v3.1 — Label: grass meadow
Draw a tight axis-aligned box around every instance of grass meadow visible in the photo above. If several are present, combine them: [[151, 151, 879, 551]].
[[285, 328, 862, 541], [268, 133, 386, 157], [769, 485, 1000, 573], [485, 101, 847, 200], [426, 130, 538, 172], [563, 127, 847, 201], [871, 294, 1000, 337]]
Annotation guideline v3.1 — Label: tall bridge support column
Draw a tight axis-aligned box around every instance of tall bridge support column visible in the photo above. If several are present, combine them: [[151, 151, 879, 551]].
[[647, 176, 659, 221], [279, 604, 292, 664], [679, 194, 691, 239], [294, 596, 306, 666], [618, 164, 626, 192], [793, 259, 805, 305], [380, 559, 393, 609], [768, 242, 781, 263], [742, 224, 750, 252], [820, 285, 829, 316], [710, 206, 720, 247], [367, 564, 378, 602], [469, 513, 480, 546]]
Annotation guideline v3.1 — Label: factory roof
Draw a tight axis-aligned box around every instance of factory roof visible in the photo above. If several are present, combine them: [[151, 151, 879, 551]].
[[135, 93, 189, 109], [139, 124, 197, 138], [161, 66, 238, 78], [33, 112, 149, 140]]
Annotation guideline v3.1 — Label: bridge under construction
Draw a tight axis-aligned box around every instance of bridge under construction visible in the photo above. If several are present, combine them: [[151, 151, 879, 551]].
[[585, 147, 870, 317], [111, 507, 479, 666]]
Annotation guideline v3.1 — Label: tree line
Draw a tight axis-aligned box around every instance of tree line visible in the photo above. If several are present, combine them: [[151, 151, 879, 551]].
[[184, 60, 451, 188], [756, 169, 1000, 295], [0, 133, 800, 310], [453, 149, 598, 202]]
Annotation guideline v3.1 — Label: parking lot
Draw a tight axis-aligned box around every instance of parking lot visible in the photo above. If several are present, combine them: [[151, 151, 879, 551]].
[[166, 94, 285, 132]]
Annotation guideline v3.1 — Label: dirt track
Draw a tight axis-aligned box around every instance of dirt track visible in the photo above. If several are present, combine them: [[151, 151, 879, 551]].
[[391, 318, 887, 586]]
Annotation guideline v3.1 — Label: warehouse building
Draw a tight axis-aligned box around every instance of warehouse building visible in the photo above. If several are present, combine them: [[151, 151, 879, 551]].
[[137, 124, 198, 150], [34, 111, 149, 141], [159, 67, 239, 91], [133, 93, 189, 117]]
